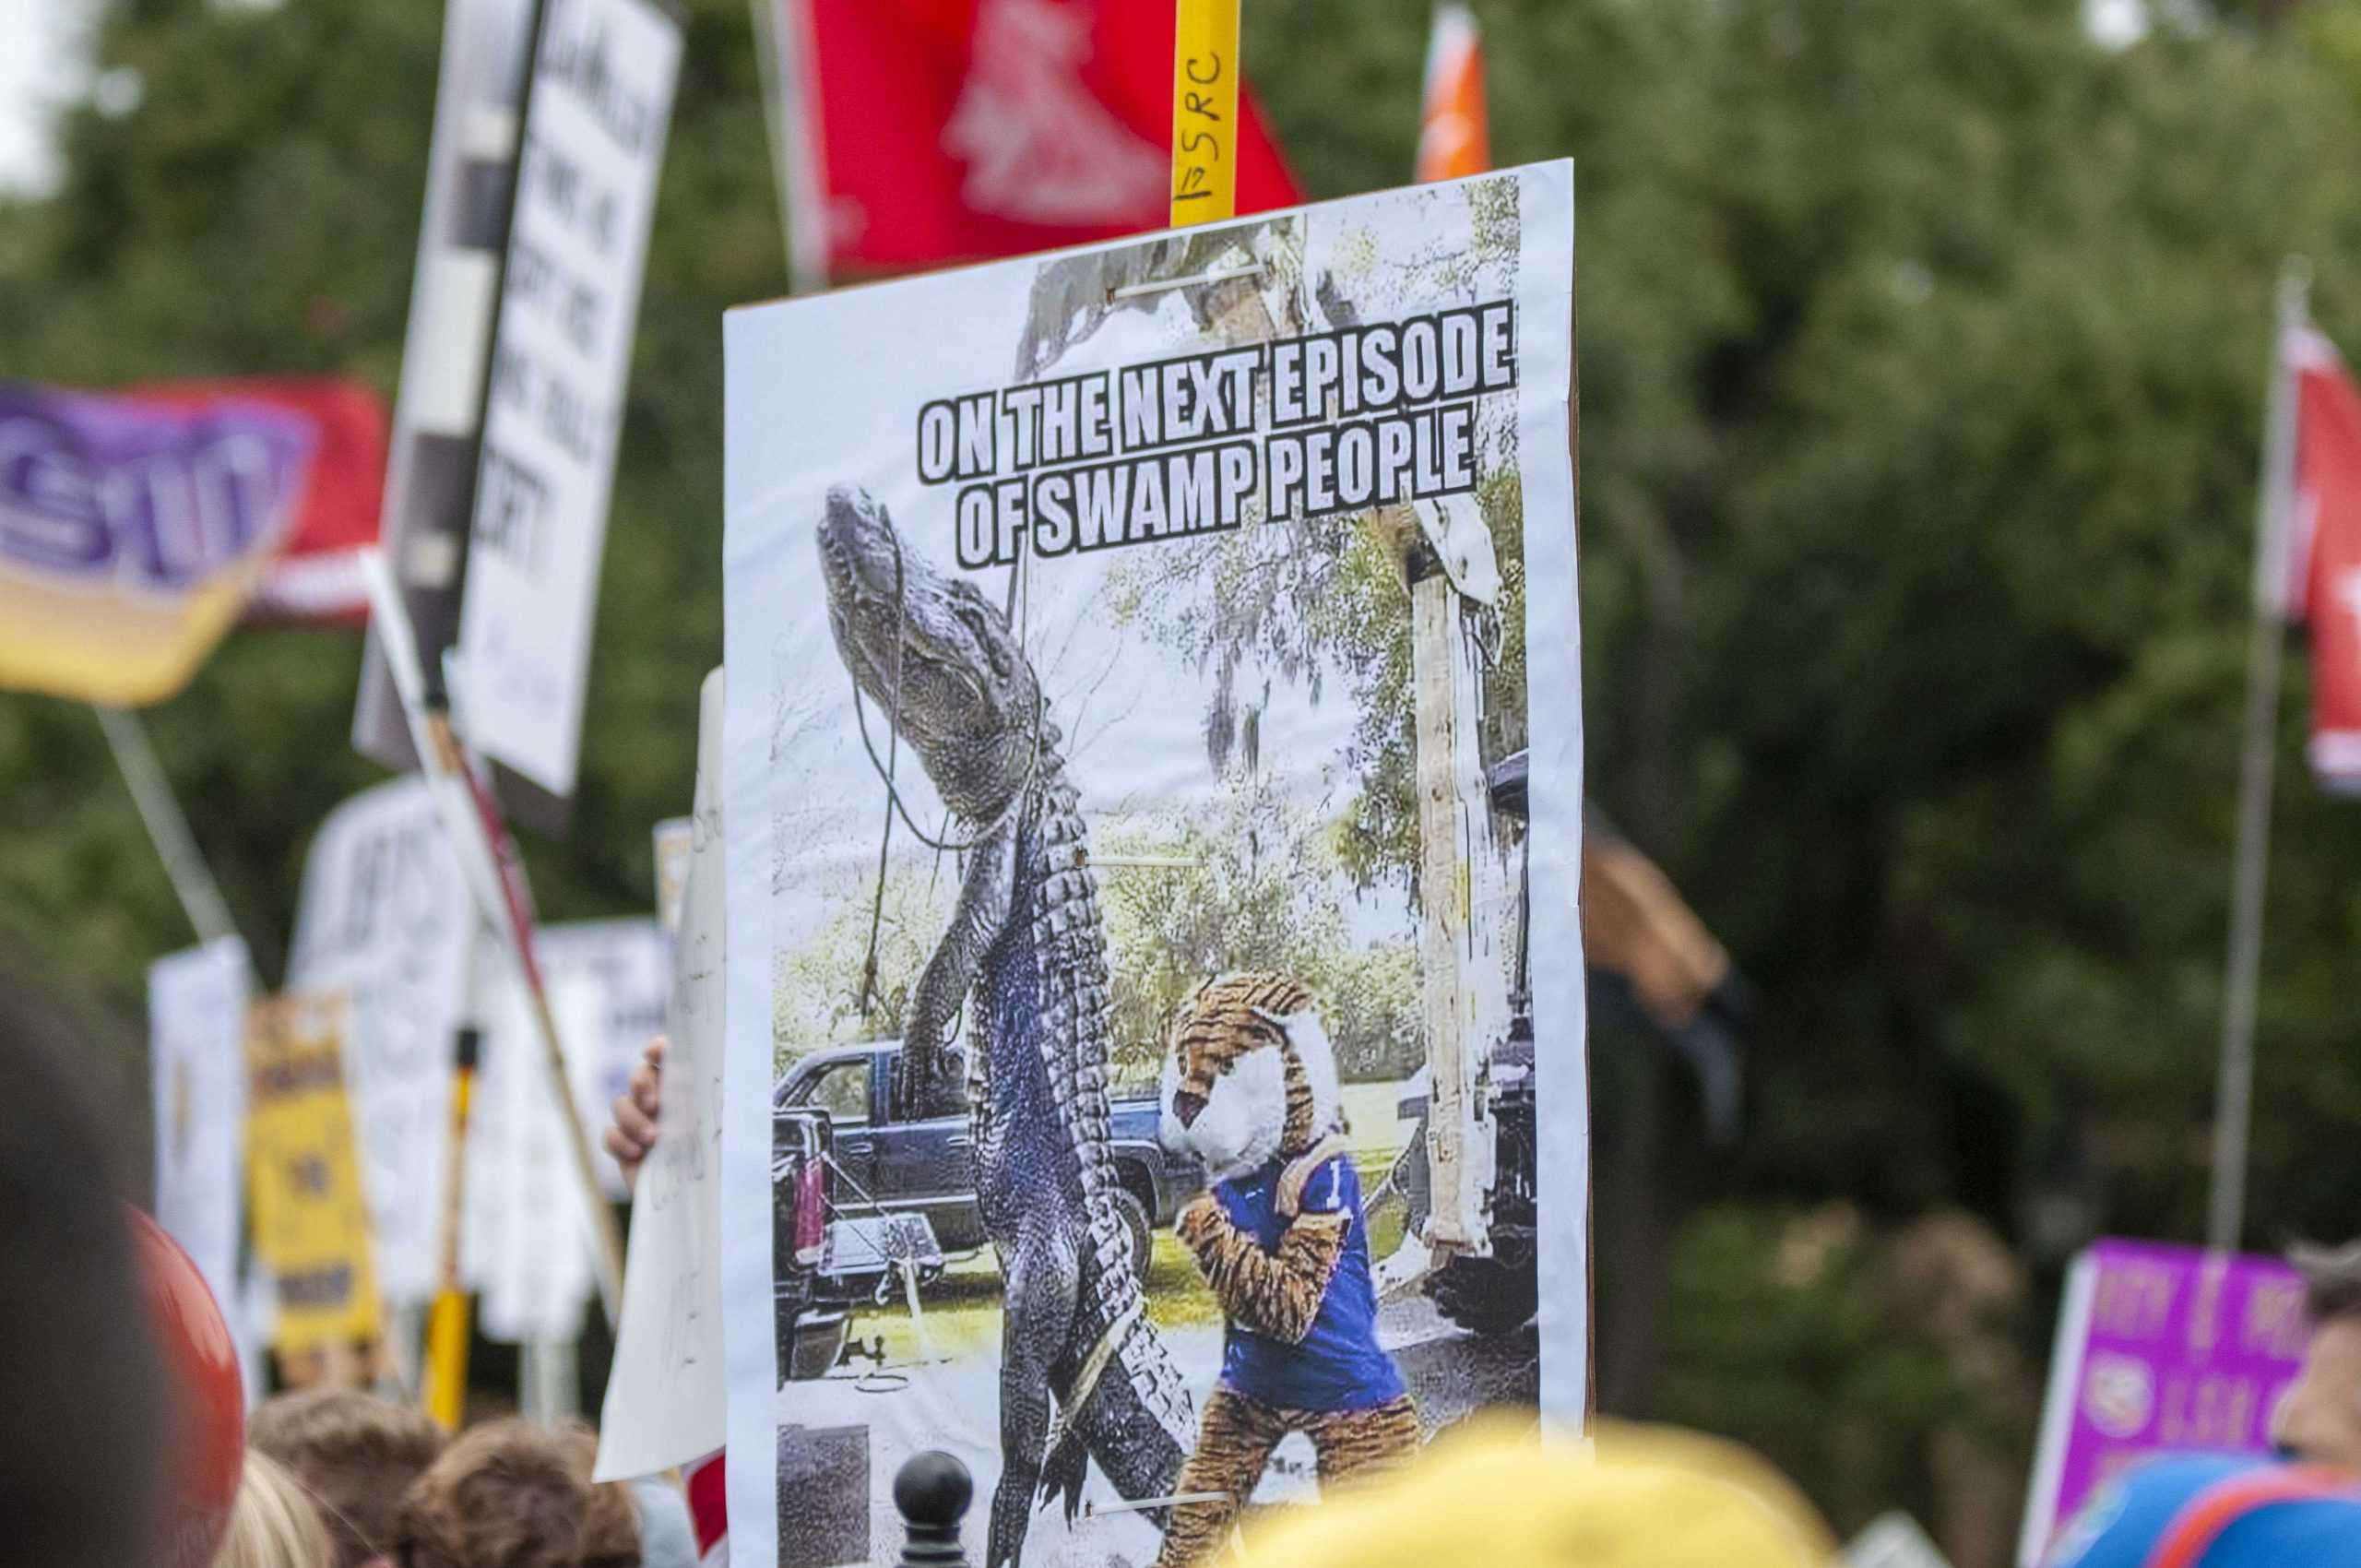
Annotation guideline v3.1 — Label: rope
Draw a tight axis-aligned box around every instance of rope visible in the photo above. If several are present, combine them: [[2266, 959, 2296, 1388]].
[[1038, 1296, 1143, 1465], [850, 520, 1047, 1022]]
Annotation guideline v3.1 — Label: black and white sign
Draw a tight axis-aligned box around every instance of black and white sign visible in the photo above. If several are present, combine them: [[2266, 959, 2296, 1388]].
[[289, 778, 477, 1304], [354, 0, 538, 773], [455, 0, 682, 799]]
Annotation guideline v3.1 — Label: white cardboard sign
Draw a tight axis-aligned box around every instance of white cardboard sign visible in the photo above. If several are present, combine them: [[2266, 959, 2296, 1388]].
[[289, 778, 476, 1304], [455, 0, 682, 797], [538, 916, 672, 1198], [470, 964, 603, 1343], [149, 936, 251, 1318], [596, 668, 729, 1480]]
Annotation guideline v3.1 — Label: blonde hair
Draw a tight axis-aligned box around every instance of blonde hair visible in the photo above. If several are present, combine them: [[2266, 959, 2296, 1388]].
[[217, 1451, 334, 1568], [1235, 1417, 1837, 1568]]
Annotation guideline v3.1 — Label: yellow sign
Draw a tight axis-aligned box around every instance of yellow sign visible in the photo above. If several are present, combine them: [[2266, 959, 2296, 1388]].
[[1170, 0, 1241, 226], [245, 992, 381, 1357]]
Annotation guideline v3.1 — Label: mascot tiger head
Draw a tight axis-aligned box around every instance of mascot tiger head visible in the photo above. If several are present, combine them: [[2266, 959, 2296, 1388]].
[[1159, 971, 1342, 1184]]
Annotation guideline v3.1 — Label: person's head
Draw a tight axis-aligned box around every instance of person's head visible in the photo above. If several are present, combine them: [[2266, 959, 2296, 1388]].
[[0, 1017, 166, 1568], [1232, 1416, 1834, 1568], [393, 1419, 591, 1568], [555, 1427, 642, 1568], [217, 1450, 335, 1568], [248, 1390, 446, 1568], [2276, 1240, 2361, 1471]]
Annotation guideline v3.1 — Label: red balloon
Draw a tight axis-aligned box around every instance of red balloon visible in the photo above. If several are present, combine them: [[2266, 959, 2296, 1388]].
[[127, 1206, 246, 1568]]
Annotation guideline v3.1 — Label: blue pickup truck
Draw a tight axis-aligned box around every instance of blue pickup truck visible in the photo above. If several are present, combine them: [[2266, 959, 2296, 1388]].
[[772, 1040, 1203, 1289]]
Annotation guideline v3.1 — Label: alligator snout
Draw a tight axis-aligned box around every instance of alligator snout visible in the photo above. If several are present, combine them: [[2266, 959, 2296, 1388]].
[[817, 484, 872, 561], [818, 486, 901, 615]]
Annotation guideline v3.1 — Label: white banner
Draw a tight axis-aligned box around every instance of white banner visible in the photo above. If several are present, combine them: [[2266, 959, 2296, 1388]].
[[455, 0, 682, 797], [721, 166, 1584, 1568], [597, 669, 730, 1480], [539, 916, 671, 1198], [289, 778, 476, 1305], [149, 936, 250, 1317], [471, 966, 602, 1343]]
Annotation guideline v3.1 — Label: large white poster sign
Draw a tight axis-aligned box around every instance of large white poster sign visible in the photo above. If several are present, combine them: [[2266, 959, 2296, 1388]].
[[597, 669, 730, 1481], [289, 778, 476, 1304], [720, 165, 1584, 1568], [455, 0, 683, 798], [149, 936, 251, 1317]]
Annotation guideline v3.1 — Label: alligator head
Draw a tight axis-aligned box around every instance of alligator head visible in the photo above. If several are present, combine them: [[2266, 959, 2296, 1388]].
[[818, 486, 1040, 823]]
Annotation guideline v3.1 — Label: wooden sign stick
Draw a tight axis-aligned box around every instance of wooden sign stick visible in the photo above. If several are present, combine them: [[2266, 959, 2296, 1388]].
[[360, 550, 626, 1327], [1171, 0, 1241, 227]]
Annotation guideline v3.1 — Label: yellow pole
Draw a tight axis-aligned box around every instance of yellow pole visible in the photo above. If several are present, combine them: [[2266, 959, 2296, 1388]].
[[423, 1028, 480, 1430], [1170, 0, 1241, 226]]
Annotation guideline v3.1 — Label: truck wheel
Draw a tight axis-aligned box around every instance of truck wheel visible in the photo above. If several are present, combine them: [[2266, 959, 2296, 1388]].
[[1109, 1185, 1154, 1288], [1425, 1252, 1538, 1336]]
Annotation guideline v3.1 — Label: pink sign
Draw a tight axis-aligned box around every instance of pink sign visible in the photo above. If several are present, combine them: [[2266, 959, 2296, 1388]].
[[2018, 1239, 2310, 1565]]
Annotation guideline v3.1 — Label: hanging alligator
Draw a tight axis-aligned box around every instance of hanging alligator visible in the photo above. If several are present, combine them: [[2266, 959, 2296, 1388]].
[[817, 485, 1197, 1568]]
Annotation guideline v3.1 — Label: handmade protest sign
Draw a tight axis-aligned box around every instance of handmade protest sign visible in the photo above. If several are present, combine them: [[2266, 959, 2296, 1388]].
[[720, 166, 1581, 1568], [0, 384, 315, 705], [454, 0, 682, 802], [468, 964, 604, 1343], [150, 937, 251, 1320], [539, 917, 672, 1196], [353, 0, 538, 771], [2019, 1239, 2312, 1565], [597, 669, 729, 1481], [245, 992, 383, 1361], [290, 777, 476, 1304]]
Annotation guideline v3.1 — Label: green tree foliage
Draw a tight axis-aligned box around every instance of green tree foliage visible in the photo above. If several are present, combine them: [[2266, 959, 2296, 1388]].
[[11, 0, 2361, 1550], [1252, 0, 2361, 1251], [1098, 775, 1423, 1084], [0, 0, 777, 1089]]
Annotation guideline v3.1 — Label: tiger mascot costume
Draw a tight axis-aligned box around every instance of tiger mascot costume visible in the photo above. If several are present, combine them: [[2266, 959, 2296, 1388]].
[[1152, 971, 1420, 1568]]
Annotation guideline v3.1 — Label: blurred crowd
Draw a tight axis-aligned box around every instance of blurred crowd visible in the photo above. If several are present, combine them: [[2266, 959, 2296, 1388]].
[[9, 1005, 2360, 1568]]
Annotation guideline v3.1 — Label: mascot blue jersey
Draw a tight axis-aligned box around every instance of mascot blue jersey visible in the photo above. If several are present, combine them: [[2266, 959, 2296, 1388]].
[[1211, 1150, 1406, 1412]]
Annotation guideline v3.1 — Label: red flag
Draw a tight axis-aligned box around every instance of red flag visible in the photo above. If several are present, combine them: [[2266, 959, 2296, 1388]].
[[129, 377, 388, 624], [771, 0, 1303, 280], [2277, 327, 2361, 790], [1416, 4, 1489, 184], [684, 1450, 729, 1563]]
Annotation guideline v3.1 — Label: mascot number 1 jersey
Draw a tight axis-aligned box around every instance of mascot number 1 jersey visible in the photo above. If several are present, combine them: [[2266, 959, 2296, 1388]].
[[1212, 1146, 1405, 1413]]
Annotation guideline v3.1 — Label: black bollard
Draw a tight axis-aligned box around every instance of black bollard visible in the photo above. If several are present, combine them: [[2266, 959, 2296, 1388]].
[[894, 1450, 973, 1568]]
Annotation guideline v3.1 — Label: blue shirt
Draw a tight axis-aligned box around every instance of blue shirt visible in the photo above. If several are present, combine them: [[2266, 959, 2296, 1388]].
[[1211, 1150, 1406, 1413], [2047, 1455, 2361, 1568]]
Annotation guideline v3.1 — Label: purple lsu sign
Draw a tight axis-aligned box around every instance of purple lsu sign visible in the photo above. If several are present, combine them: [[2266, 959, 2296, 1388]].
[[2017, 1239, 2310, 1565], [0, 382, 315, 704], [0, 383, 314, 590]]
